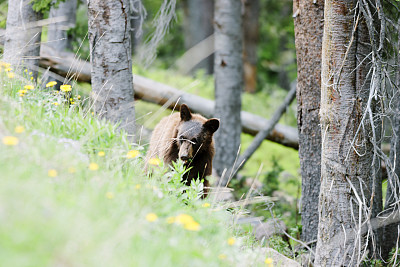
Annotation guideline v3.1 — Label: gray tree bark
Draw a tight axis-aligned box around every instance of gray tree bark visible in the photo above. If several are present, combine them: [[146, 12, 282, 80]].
[[3, 0, 43, 79], [315, 1, 375, 265], [87, 0, 135, 135], [382, 20, 400, 259], [48, 0, 77, 52], [183, 0, 214, 74], [293, 0, 324, 245], [213, 0, 243, 184], [243, 0, 259, 93]]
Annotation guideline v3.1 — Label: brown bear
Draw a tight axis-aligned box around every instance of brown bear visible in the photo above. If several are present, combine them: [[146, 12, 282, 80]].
[[145, 104, 219, 193]]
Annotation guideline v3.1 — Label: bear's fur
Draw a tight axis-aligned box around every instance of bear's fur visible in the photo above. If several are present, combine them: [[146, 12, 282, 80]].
[[146, 104, 219, 191]]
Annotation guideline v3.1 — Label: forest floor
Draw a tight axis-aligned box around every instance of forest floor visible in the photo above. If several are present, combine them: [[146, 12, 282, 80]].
[[0, 68, 302, 266]]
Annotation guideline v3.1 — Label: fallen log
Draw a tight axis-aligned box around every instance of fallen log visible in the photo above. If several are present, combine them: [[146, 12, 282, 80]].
[[38, 44, 299, 149]]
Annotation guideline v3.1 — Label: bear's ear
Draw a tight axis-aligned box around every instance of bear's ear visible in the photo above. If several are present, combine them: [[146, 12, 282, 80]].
[[203, 119, 220, 134], [180, 104, 192, 121]]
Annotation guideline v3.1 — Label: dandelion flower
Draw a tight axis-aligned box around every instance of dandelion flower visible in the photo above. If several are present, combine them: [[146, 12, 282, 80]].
[[24, 85, 34, 90], [184, 220, 201, 231], [18, 89, 28, 95], [265, 258, 273, 266], [5, 67, 12, 72], [46, 81, 57, 88], [148, 158, 161, 166], [0, 62, 11, 68], [175, 214, 195, 225], [126, 150, 140, 159], [135, 184, 141, 189], [202, 203, 211, 208], [14, 126, 25, 133], [98, 151, 105, 157], [105, 192, 114, 199], [60, 84, 72, 92], [145, 213, 158, 222], [89, 163, 99, 171], [76, 95, 81, 100], [227, 237, 236, 246], [48, 169, 58, 177], [29, 72, 32, 75], [30, 77, 33, 81], [2, 136, 19, 146], [52, 102, 59, 106], [7, 72, 15, 79], [70, 101, 75, 105]]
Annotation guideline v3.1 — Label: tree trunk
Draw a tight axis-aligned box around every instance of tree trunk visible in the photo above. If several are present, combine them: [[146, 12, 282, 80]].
[[382, 19, 400, 259], [243, 0, 259, 93], [47, 0, 77, 52], [315, 1, 375, 265], [213, 0, 243, 184], [183, 0, 214, 74], [293, 0, 324, 245], [3, 0, 43, 79], [87, 0, 135, 135]]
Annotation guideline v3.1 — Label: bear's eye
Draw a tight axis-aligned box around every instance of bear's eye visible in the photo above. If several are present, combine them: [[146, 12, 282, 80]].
[[178, 135, 185, 144]]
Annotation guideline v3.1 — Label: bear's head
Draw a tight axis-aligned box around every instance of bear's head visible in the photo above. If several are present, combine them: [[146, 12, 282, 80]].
[[176, 104, 219, 162]]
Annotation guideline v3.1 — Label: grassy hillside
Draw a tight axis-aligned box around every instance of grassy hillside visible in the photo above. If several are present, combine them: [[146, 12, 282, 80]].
[[0, 68, 279, 266]]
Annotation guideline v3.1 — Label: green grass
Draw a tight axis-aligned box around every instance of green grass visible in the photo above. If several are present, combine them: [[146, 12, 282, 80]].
[[0, 71, 273, 266]]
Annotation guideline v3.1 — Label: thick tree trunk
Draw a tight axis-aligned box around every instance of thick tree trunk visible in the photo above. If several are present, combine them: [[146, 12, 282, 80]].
[[243, 0, 259, 93], [183, 0, 214, 74], [382, 20, 400, 259], [47, 0, 77, 52], [293, 0, 324, 245], [213, 0, 243, 184], [315, 1, 375, 265], [87, 0, 135, 135], [3, 0, 43, 79]]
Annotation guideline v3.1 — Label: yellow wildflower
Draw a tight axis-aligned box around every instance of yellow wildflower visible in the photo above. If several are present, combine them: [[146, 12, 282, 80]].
[[98, 151, 105, 157], [7, 72, 15, 78], [14, 126, 25, 133], [175, 214, 195, 225], [48, 169, 58, 178], [29, 72, 32, 75], [135, 184, 141, 189], [60, 84, 72, 92], [18, 89, 28, 95], [76, 95, 81, 100], [126, 150, 140, 159], [46, 81, 57, 87], [0, 61, 11, 68], [30, 77, 33, 81], [24, 85, 34, 90], [88, 163, 99, 171], [145, 213, 158, 222], [71, 102, 75, 105], [202, 202, 211, 208], [2, 136, 19, 146], [105, 192, 114, 199], [184, 220, 200, 231], [52, 102, 59, 106], [265, 258, 273, 266], [227, 237, 236, 246], [148, 158, 161, 166], [5, 67, 12, 72]]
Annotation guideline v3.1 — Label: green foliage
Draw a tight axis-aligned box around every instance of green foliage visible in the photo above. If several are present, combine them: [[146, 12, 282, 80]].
[[262, 157, 282, 196], [30, 0, 63, 13], [67, 2, 90, 58]]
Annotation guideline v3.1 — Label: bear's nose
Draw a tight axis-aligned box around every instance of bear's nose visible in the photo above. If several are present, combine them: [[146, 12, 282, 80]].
[[180, 155, 189, 162]]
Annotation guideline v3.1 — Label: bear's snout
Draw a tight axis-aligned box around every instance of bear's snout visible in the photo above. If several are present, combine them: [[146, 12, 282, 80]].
[[179, 142, 193, 162]]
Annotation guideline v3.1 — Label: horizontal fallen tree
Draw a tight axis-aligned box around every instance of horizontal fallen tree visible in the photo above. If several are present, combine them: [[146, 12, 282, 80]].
[[38, 44, 299, 149]]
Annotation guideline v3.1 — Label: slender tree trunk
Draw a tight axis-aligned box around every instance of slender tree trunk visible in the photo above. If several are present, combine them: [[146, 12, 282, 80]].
[[213, 0, 243, 184], [293, 0, 324, 245], [243, 0, 259, 93], [4, 0, 43, 79], [183, 0, 214, 74], [315, 1, 375, 265], [48, 0, 77, 52], [87, 0, 135, 135]]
